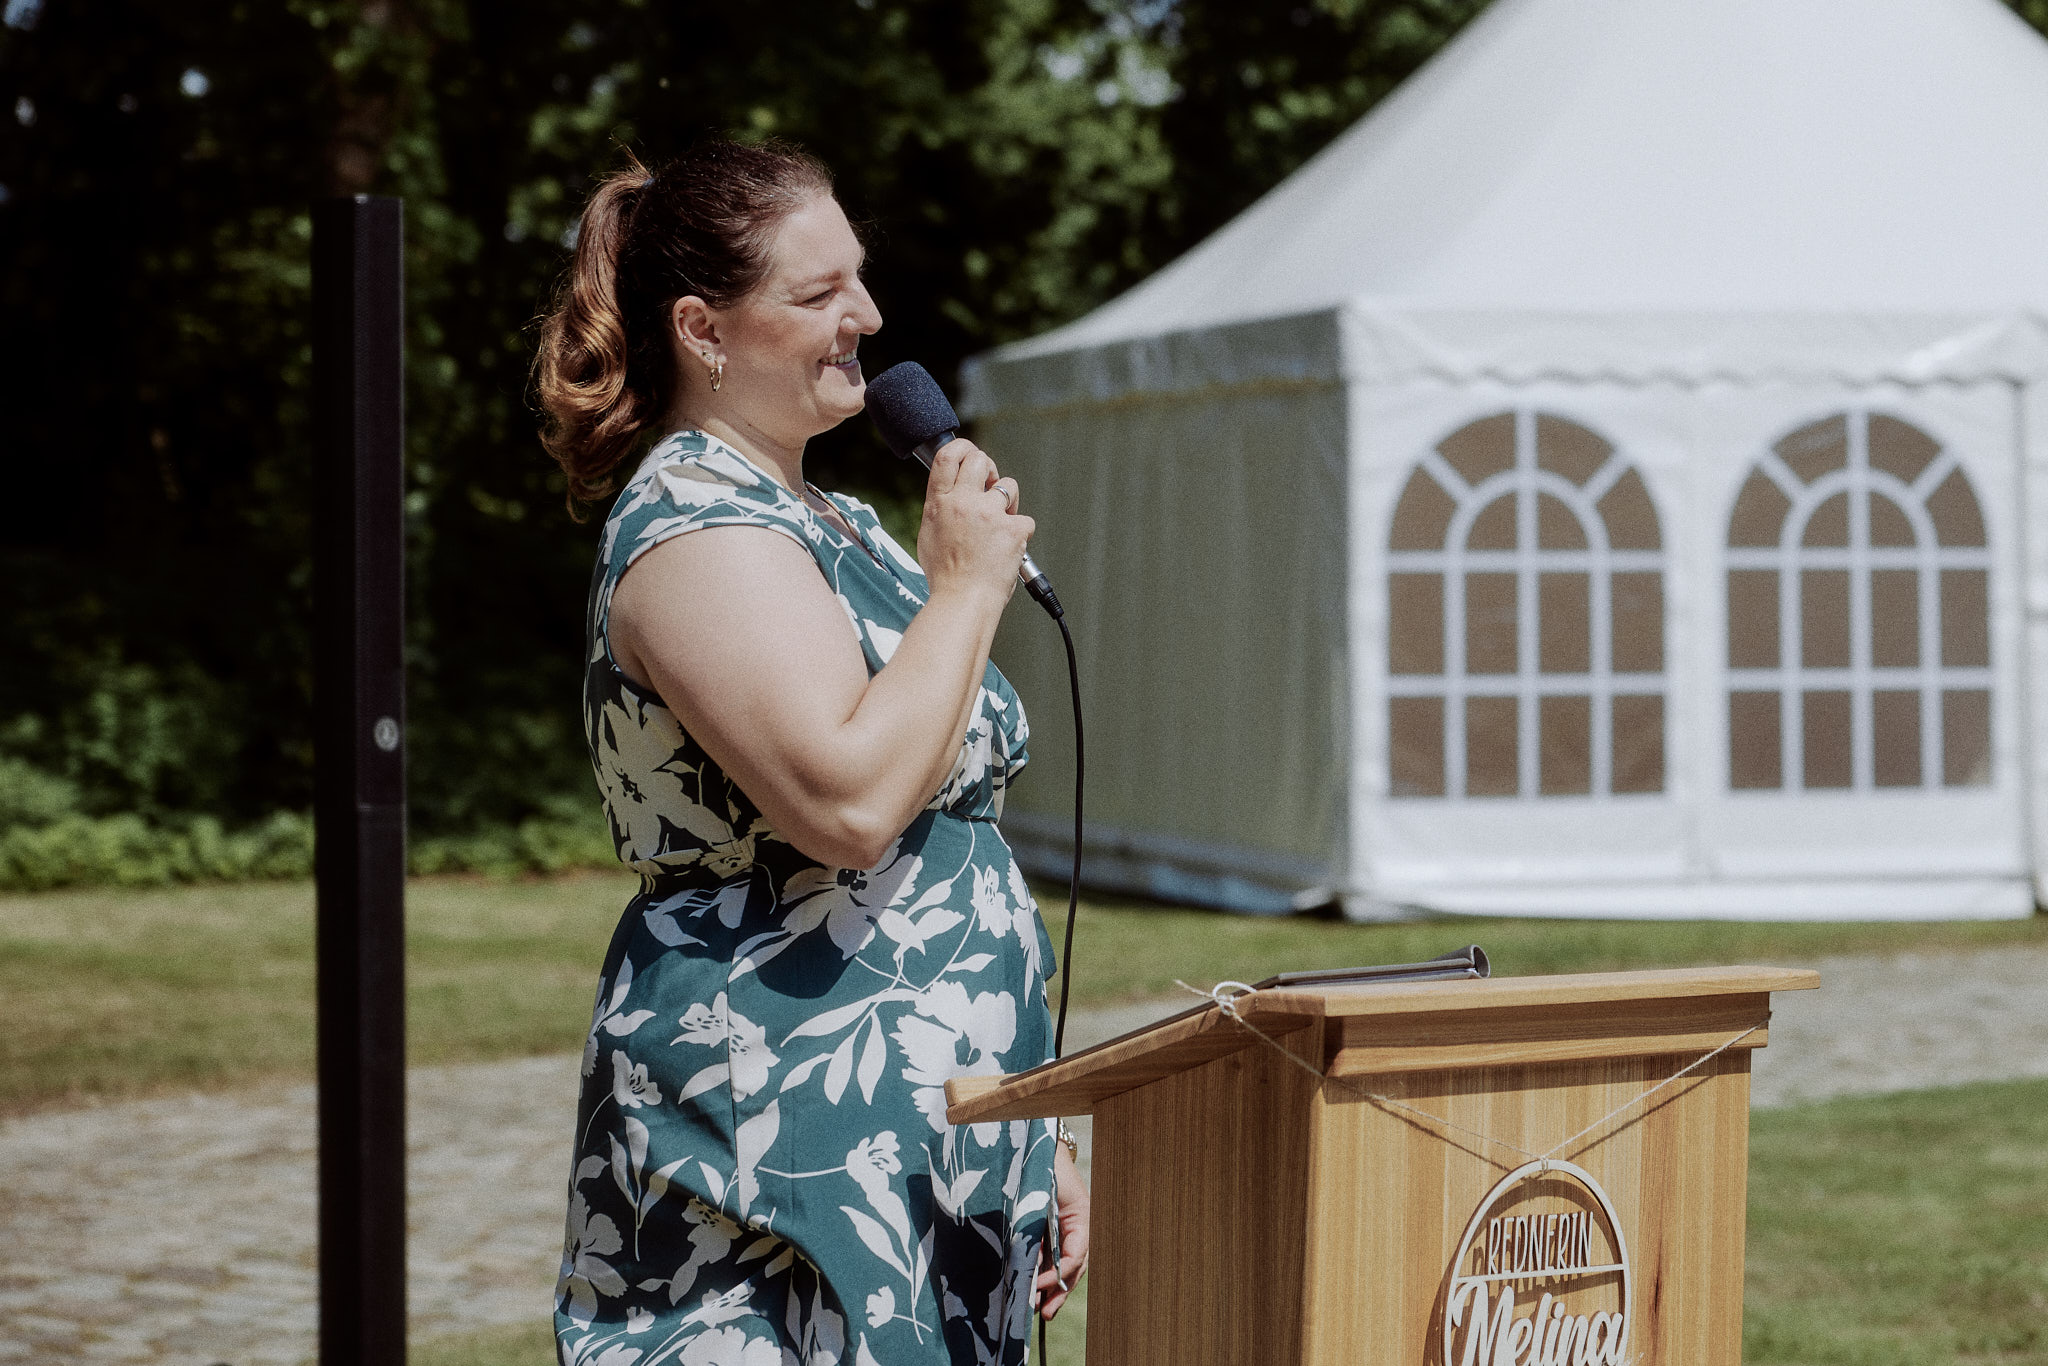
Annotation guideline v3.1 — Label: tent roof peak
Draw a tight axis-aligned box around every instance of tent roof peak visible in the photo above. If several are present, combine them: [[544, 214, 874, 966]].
[[994, 0, 2048, 365]]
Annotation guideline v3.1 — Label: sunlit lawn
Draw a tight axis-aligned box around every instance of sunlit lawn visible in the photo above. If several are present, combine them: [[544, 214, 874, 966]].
[[4, 874, 2040, 1363], [2, 871, 2043, 1113], [1742, 1079, 2048, 1364], [0, 873, 628, 1113]]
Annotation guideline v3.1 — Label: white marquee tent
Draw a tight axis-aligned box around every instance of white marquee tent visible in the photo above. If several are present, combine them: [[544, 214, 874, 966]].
[[965, 0, 2048, 919]]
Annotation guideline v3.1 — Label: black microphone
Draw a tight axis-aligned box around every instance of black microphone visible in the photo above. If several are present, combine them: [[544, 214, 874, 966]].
[[865, 362, 1063, 621]]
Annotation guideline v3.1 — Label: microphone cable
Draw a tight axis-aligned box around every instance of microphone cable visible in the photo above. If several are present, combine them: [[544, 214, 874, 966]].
[[1038, 595, 1083, 1366], [1003, 473, 1084, 1366], [859, 361, 1084, 1356], [1050, 608, 1083, 1060], [1000, 543, 1080, 1366]]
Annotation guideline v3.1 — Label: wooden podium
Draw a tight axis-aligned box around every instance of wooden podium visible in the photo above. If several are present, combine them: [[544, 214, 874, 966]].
[[947, 966, 1819, 1365]]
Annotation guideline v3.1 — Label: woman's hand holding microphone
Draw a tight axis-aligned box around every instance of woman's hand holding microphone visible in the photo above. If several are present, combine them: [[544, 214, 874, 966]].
[[917, 438, 1033, 613]]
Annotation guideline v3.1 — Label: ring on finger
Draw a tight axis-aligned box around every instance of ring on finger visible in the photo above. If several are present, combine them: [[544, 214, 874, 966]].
[[993, 478, 1019, 513]]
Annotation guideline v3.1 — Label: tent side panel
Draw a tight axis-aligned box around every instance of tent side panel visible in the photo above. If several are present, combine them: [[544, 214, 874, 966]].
[[1345, 375, 2033, 920], [982, 384, 1350, 910], [1345, 380, 1698, 913], [1690, 382, 2029, 892]]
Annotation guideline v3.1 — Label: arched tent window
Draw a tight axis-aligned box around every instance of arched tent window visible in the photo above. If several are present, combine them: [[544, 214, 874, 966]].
[[1725, 412, 1991, 792], [1386, 411, 1665, 799]]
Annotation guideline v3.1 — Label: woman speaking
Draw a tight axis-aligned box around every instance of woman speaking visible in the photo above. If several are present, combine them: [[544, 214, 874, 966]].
[[535, 139, 1087, 1365]]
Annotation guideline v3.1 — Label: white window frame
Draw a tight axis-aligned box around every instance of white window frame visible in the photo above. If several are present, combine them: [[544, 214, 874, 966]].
[[1725, 408, 1993, 794], [1388, 409, 1667, 800]]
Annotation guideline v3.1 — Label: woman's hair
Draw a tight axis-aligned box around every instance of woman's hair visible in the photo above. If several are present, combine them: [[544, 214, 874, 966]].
[[534, 139, 835, 507]]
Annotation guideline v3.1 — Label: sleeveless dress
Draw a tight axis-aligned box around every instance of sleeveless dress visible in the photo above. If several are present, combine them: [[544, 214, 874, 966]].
[[554, 430, 1059, 1366]]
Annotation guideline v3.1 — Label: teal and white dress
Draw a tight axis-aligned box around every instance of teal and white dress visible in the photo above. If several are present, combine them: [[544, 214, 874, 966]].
[[555, 430, 1059, 1366]]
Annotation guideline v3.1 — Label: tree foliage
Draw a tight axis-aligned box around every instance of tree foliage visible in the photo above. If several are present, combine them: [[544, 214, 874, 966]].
[[0, 0, 1189, 839]]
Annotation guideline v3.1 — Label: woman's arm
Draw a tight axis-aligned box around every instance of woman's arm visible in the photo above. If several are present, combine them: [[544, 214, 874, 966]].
[[607, 440, 1030, 869]]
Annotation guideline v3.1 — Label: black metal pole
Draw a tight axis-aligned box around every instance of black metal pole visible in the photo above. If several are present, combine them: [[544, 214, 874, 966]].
[[312, 194, 408, 1366]]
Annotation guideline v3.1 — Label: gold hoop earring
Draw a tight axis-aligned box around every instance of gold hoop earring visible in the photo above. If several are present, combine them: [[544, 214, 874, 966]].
[[712, 358, 723, 392]]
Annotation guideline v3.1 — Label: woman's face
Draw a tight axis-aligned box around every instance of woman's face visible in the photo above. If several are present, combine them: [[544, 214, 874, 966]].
[[704, 194, 881, 450]]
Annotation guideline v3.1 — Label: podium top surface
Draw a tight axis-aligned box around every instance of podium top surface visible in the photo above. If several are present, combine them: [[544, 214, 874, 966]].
[[1255, 964, 1818, 1017], [946, 965, 1819, 1125]]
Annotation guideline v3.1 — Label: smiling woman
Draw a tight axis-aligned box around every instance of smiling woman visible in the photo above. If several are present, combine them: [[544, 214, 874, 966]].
[[529, 139, 1085, 1366]]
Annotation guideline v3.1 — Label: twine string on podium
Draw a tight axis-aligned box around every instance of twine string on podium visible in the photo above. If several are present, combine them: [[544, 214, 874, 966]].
[[1174, 979, 1763, 1168]]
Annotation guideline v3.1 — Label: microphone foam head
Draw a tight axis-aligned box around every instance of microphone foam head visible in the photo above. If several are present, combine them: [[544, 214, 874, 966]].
[[865, 362, 959, 461]]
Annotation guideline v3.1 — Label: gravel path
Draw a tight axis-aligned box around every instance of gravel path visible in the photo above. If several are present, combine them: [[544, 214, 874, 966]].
[[3, 945, 2045, 1365], [0, 1056, 579, 1366]]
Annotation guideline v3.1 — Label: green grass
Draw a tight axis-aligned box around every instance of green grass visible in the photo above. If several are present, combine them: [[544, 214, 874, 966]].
[[1042, 893, 2048, 1003], [0, 873, 626, 1113], [2, 872, 2041, 1112], [6, 874, 2032, 1362], [1745, 1079, 2048, 1364], [404, 1079, 2048, 1365]]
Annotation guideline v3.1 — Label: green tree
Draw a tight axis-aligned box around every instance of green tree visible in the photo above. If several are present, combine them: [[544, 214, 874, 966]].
[[0, 0, 1174, 848], [1145, 0, 1487, 257]]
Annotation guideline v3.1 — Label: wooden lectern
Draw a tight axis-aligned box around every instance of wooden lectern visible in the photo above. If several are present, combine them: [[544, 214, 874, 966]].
[[947, 966, 1819, 1365]]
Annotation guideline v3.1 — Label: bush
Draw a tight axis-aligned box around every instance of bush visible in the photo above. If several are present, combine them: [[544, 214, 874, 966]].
[[0, 753, 82, 826], [0, 810, 316, 890], [0, 662, 251, 822], [0, 794, 618, 891], [408, 793, 617, 878]]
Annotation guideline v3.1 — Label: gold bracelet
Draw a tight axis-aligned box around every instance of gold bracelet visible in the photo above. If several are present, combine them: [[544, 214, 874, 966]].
[[1056, 1120, 1078, 1163]]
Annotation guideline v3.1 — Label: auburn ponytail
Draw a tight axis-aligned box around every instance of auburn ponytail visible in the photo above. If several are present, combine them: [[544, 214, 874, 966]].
[[534, 140, 835, 511], [535, 164, 654, 506]]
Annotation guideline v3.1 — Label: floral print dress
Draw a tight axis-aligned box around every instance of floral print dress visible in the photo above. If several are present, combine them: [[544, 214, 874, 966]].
[[555, 430, 1058, 1366]]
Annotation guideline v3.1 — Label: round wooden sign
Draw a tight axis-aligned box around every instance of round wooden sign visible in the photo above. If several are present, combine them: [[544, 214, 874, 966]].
[[1441, 1158, 1632, 1366]]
